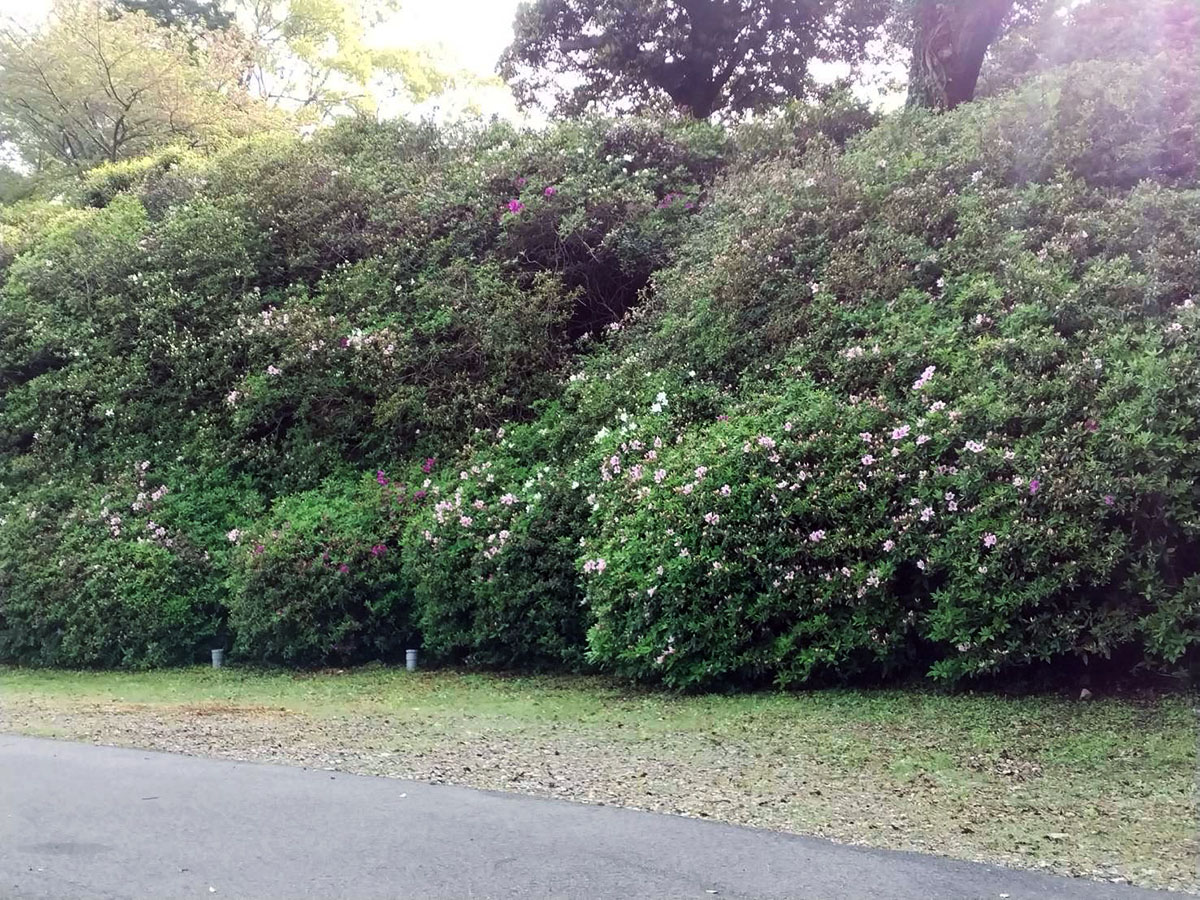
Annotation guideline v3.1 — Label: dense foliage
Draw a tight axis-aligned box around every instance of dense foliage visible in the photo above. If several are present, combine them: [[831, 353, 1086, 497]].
[[3, 5, 1198, 687]]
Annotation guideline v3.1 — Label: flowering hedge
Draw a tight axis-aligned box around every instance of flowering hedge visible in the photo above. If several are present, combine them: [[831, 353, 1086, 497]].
[[3, 33, 1199, 682]]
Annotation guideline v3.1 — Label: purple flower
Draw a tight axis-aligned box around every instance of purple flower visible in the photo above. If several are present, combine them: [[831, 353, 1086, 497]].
[[338, 563, 350, 574], [507, 199, 525, 214], [544, 185, 557, 196], [254, 544, 265, 555], [515, 176, 526, 187], [414, 489, 427, 501], [1104, 494, 1115, 506], [371, 543, 387, 557], [1028, 478, 1041, 495], [376, 470, 388, 486], [421, 457, 437, 474]]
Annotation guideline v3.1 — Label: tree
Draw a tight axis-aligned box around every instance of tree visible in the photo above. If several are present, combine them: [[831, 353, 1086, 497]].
[[904, 0, 1018, 110], [112, 0, 234, 33], [0, 0, 280, 171], [235, 0, 452, 122], [499, 0, 891, 119]]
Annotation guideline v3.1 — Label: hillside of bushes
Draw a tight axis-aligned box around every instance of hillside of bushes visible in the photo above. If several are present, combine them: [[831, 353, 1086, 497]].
[[2, 13, 1198, 687]]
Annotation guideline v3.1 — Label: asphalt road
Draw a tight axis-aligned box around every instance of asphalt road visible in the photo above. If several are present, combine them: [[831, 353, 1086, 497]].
[[0, 735, 1174, 900]]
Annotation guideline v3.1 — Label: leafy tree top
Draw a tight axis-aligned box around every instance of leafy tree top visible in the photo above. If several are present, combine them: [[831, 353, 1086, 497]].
[[499, 0, 891, 119]]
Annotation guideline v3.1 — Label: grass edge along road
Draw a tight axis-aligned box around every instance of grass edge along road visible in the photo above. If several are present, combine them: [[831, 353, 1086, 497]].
[[0, 666, 1194, 893]]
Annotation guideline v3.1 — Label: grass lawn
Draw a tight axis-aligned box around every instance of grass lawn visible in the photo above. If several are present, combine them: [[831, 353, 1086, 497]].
[[1, 665, 1194, 893]]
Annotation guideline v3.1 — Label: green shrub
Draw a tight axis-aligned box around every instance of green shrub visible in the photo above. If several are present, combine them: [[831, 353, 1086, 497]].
[[402, 415, 592, 669], [225, 474, 415, 665], [0, 468, 223, 667]]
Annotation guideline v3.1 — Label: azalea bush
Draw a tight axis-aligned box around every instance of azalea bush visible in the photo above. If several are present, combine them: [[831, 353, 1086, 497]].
[[401, 415, 593, 669], [3, 25, 1199, 683], [0, 464, 224, 667], [225, 473, 417, 665]]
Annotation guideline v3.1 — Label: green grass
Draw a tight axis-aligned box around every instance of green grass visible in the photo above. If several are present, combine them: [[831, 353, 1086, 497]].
[[1, 666, 1195, 892]]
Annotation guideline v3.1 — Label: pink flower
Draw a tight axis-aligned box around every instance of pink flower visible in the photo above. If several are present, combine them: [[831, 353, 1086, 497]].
[[859, 432, 873, 443], [1103, 494, 1115, 506], [371, 543, 387, 557], [376, 470, 388, 486], [703, 511, 720, 525], [543, 185, 557, 196], [421, 457, 437, 474], [266, 365, 282, 376], [507, 199, 525, 213], [861, 454, 876, 466], [916, 434, 930, 445], [891, 425, 910, 441], [809, 530, 825, 543], [654, 469, 667, 483], [982, 533, 997, 547], [459, 515, 473, 527], [338, 563, 350, 574], [883, 539, 895, 552], [964, 440, 986, 454], [720, 484, 731, 496]]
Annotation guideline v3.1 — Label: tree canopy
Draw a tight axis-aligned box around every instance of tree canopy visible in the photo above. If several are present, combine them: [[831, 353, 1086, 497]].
[[0, 0, 278, 171], [499, 0, 892, 119]]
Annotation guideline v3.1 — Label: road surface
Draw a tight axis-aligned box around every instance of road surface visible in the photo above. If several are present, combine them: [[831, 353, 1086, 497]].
[[0, 735, 1174, 899]]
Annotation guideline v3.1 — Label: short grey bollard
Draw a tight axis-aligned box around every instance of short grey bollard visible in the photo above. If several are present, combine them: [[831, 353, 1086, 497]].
[[211, 648, 224, 669], [405, 649, 419, 671]]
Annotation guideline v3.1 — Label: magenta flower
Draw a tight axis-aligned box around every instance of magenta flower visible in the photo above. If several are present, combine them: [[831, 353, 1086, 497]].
[[338, 563, 350, 574], [414, 489, 427, 501], [253, 543, 265, 555], [544, 185, 557, 196], [507, 199, 525, 214], [421, 457, 437, 474], [1028, 478, 1041, 495], [376, 470, 388, 486], [515, 176, 526, 187], [370, 543, 387, 557]]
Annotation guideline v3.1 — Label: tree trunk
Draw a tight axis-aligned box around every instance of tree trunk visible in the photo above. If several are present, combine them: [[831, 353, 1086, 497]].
[[906, 0, 1015, 110]]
